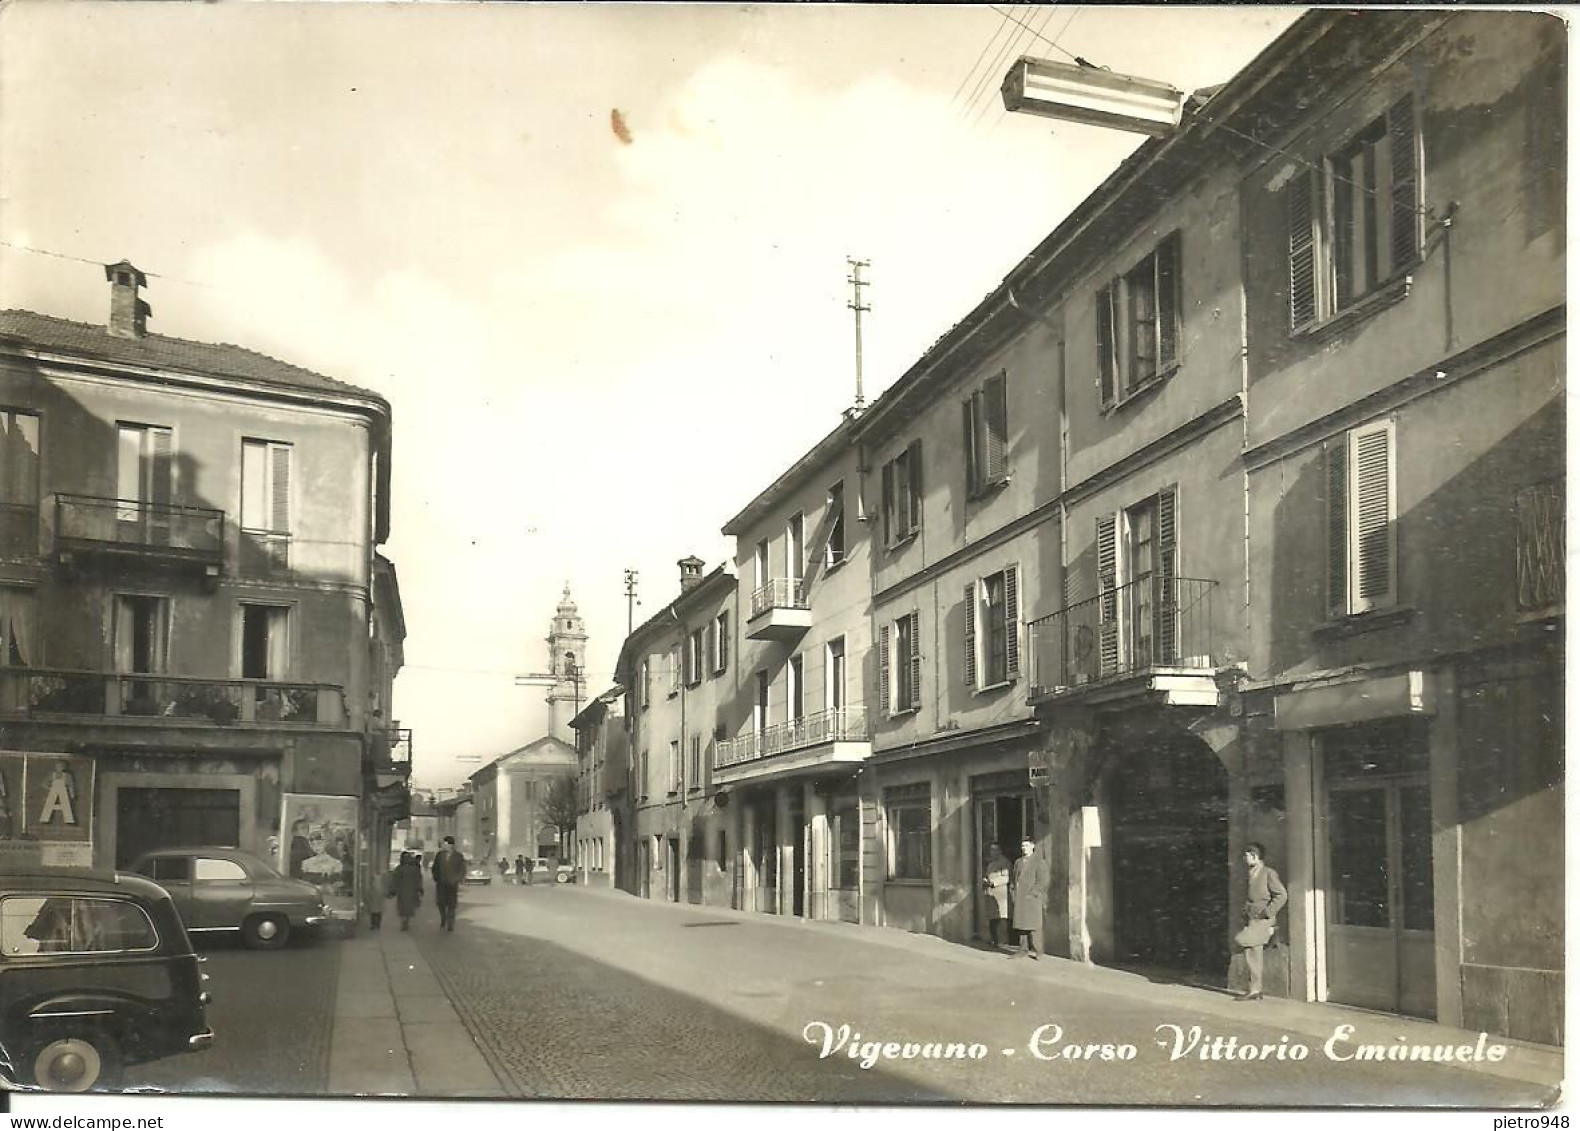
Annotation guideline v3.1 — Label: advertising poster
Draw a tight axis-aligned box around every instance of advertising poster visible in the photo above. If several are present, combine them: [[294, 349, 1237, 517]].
[[278, 792, 359, 920], [0, 752, 96, 870]]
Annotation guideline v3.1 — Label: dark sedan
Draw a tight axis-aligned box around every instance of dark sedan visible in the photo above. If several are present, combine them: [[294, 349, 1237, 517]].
[[129, 847, 329, 950]]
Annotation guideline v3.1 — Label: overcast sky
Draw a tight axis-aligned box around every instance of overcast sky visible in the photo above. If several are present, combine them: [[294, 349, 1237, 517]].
[[0, 3, 1302, 789]]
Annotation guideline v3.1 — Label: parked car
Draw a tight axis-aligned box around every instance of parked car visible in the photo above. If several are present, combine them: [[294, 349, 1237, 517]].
[[463, 864, 492, 886], [128, 847, 329, 950], [0, 871, 213, 1091], [554, 864, 575, 885]]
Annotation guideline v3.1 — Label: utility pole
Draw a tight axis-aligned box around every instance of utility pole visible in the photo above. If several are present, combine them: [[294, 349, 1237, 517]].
[[623, 569, 640, 637], [846, 257, 871, 413]]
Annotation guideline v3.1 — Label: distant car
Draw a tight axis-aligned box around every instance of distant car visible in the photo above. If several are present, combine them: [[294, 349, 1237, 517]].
[[532, 857, 551, 874], [0, 870, 213, 1091], [129, 847, 329, 950], [463, 864, 491, 886], [554, 864, 575, 885]]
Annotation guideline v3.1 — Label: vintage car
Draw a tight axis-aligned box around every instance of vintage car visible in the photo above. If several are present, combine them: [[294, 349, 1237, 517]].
[[463, 863, 492, 886], [0, 871, 213, 1092], [128, 847, 329, 950]]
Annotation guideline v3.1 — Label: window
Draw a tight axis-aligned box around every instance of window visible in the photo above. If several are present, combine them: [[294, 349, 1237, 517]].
[[880, 441, 923, 547], [240, 604, 290, 680], [1288, 96, 1420, 330], [668, 644, 682, 696], [685, 628, 703, 687], [786, 512, 805, 587], [964, 565, 1021, 689], [688, 735, 701, 791], [638, 750, 649, 800], [640, 659, 651, 709], [142, 856, 192, 883], [668, 740, 681, 795], [114, 594, 170, 675], [241, 438, 292, 571], [0, 409, 40, 557], [1097, 233, 1181, 406], [1094, 487, 1179, 674], [116, 422, 173, 519], [709, 611, 729, 676], [963, 372, 1009, 495], [524, 779, 538, 801], [194, 858, 247, 882], [879, 611, 921, 717], [788, 654, 804, 723], [833, 800, 860, 890], [754, 670, 770, 733], [0, 586, 36, 666], [1, 896, 158, 956], [754, 539, 770, 589], [826, 636, 847, 712], [1326, 420, 1397, 617], [825, 482, 846, 567], [885, 784, 931, 881]]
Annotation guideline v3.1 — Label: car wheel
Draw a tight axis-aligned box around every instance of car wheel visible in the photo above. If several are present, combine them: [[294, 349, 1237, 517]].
[[242, 913, 292, 950], [555, 871, 569, 884], [30, 1031, 123, 1093]]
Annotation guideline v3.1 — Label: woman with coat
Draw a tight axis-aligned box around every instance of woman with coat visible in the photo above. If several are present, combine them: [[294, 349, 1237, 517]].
[[1009, 836, 1048, 960], [981, 841, 1013, 950], [390, 850, 425, 931]]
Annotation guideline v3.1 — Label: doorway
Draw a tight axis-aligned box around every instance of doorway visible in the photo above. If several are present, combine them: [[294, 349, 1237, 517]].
[[790, 796, 806, 917], [973, 784, 1031, 940], [666, 836, 681, 903], [1108, 731, 1229, 980], [1321, 721, 1436, 1018], [116, 787, 239, 869]]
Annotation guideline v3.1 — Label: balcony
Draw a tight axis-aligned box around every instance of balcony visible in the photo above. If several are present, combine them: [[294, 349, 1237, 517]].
[[55, 494, 225, 575], [1027, 576, 1219, 709], [369, 726, 414, 788], [0, 668, 347, 727], [745, 577, 811, 641], [713, 706, 871, 786]]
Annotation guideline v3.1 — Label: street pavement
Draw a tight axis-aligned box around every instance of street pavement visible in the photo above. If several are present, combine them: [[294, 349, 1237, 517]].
[[117, 879, 1563, 1105]]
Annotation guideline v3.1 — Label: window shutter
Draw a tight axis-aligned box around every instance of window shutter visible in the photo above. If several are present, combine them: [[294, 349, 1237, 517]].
[[270, 445, 290, 533], [718, 615, 729, 672], [1096, 514, 1119, 676], [1156, 233, 1180, 368], [878, 623, 891, 715], [1287, 171, 1319, 329], [963, 582, 977, 689], [907, 611, 922, 711], [1388, 94, 1419, 273], [962, 398, 978, 494], [1156, 487, 1178, 662], [706, 621, 717, 676], [1004, 564, 1021, 679], [907, 440, 923, 534], [985, 372, 1008, 483], [1352, 422, 1396, 611], [150, 429, 173, 506], [881, 459, 894, 546], [1096, 285, 1117, 406], [1326, 439, 1349, 618]]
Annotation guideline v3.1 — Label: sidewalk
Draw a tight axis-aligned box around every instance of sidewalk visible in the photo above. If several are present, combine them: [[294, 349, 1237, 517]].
[[564, 880, 1563, 1092], [327, 922, 506, 1096]]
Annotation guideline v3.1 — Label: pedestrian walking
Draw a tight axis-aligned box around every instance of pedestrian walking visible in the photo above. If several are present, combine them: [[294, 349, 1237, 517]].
[[514, 855, 527, 885], [524, 856, 536, 885], [1009, 836, 1048, 959], [497, 857, 509, 879], [431, 836, 467, 931], [981, 841, 1013, 950], [390, 851, 424, 932], [1233, 842, 1287, 1001]]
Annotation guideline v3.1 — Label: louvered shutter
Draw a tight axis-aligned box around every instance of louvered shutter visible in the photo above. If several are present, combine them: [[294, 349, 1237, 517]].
[[962, 398, 978, 494], [1352, 422, 1396, 612], [1004, 565, 1021, 679], [1388, 94, 1419, 273], [1096, 514, 1119, 677], [718, 614, 729, 672], [706, 620, 717, 676], [963, 583, 977, 689], [1156, 233, 1180, 369], [149, 428, 173, 544], [907, 440, 923, 535], [269, 444, 291, 568], [985, 372, 1008, 483], [881, 460, 894, 546], [1096, 285, 1117, 406], [878, 623, 891, 715], [1156, 487, 1178, 662], [1326, 439, 1349, 618], [1287, 171, 1318, 329], [907, 611, 922, 711]]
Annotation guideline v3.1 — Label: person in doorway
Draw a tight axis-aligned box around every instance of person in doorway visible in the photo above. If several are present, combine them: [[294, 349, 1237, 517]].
[[1235, 842, 1287, 1001], [431, 836, 467, 931], [514, 855, 527, 885], [981, 841, 1013, 950], [390, 851, 424, 931], [1009, 836, 1048, 959]]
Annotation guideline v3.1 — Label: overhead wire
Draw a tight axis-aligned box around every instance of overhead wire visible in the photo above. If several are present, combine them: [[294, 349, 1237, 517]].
[[975, 5, 1065, 137], [949, 4, 1020, 112], [957, 5, 1031, 122]]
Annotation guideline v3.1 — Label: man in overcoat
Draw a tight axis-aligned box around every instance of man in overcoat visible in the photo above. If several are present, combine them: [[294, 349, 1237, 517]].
[[1009, 835, 1048, 959], [1236, 841, 1287, 1000], [431, 836, 468, 931]]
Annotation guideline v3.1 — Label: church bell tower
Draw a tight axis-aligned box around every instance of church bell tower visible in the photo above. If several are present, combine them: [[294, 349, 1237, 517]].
[[544, 584, 588, 744]]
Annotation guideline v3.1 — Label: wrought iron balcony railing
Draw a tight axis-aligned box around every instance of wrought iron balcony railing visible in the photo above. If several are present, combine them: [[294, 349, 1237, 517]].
[[715, 706, 869, 769], [0, 667, 346, 727], [1516, 479, 1563, 612], [749, 577, 808, 619], [1027, 576, 1217, 697], [55, 494, 225, 563]]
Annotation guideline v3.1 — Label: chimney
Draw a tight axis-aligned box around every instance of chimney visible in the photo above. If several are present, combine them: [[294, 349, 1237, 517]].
[[105, 260, 151, 339], [678, 556, 705, 592]]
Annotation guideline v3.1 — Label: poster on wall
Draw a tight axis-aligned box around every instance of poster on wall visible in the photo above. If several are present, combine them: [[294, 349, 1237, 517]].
[[278, 792, 359, 920], [0, 752, 96, 870]]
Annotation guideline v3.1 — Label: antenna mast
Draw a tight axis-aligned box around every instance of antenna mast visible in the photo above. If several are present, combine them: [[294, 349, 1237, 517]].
[[846, 257, 870, 412]]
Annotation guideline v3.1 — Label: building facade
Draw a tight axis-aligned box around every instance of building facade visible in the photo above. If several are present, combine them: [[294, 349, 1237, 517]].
[[570, 686, 625, 888], [469, 735, 578, 867], [0, 263, 407, 918]]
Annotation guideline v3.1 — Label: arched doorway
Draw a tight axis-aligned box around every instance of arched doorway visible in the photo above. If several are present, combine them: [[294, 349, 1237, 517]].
[[1108, 731, 1229, 981]]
